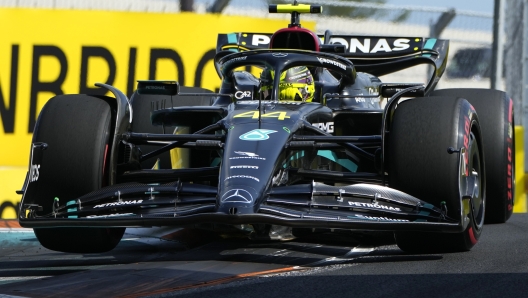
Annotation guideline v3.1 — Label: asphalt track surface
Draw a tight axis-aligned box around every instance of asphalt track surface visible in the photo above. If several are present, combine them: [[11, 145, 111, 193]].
[[0, 214, 527, 298]]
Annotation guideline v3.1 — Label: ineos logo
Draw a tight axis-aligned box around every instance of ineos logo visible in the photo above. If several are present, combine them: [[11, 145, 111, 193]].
[[235, 91, 252, 99], [272, 53, 288, 57], [29, 164, 40, 182]]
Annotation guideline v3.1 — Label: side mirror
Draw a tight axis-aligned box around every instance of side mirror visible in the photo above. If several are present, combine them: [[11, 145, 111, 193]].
[[380, 83, 425, 98], [319, 44, 346, 54]]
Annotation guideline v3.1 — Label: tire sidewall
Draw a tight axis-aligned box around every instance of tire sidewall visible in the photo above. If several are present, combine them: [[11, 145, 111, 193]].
[[389, 96, 485, 252], [432, 88, 514, 223]]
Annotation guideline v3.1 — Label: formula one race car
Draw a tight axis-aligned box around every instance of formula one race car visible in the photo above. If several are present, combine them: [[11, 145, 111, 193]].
[[17, 2, 514, 254]]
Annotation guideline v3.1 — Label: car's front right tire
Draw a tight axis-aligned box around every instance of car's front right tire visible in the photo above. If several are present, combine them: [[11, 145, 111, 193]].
[[31, 94, 125, 253]]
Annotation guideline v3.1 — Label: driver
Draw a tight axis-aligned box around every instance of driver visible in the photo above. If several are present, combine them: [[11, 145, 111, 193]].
[[259, 66, 315, 102]]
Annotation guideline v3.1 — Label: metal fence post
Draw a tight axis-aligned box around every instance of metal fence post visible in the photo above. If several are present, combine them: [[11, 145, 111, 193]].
[[491, 0, 505, 90], [429, 8, 456, 38]]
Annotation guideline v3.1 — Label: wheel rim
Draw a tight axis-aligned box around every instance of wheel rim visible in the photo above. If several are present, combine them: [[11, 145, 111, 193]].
[[467, 132, 485, 231]]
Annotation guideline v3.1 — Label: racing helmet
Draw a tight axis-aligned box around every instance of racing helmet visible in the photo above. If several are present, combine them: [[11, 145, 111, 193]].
[[260, 66, 315, 102]]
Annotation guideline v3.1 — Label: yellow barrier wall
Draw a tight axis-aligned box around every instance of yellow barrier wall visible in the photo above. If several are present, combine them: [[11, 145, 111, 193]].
[[0, 8, 314, 218], [514, 126, 526, 212]]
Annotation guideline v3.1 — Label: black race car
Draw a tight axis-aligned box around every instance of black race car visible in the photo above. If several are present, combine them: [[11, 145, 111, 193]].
[[17, 3, 514, 254]]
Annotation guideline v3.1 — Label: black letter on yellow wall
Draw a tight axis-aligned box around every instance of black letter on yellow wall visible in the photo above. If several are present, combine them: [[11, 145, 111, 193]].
[[126, 47, 137, 97], [29, 46, 68, 133], [79, 46, 116, 95], [0, 45, 19, 134], [0, 201, 20, 218], [149, 49, 185, 85], [194, 49, 215, 87]]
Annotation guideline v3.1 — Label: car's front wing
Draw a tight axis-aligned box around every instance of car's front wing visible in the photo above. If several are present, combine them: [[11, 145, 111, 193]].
[[19, 181, 471, 234]]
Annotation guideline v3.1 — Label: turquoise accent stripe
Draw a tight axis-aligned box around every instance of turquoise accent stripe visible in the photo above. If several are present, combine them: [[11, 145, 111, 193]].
[[424, 38, 437, 49], [227, 33, 239, 52], [422, 38, 437, 57], [317, 150, 358, 172], [284, 151, 305, 168], [227, 33, 237, 44], [66, 200, 77, 219], [284, 150, 358, 172], [422, 203, 435, 209], [211, 157, 221, 167]]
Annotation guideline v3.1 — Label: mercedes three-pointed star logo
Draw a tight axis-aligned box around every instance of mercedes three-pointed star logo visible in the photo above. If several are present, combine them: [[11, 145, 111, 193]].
[[221, 189, 253, 203]]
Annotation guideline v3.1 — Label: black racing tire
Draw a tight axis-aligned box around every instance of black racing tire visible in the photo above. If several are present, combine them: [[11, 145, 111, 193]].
[[389, 97, 485, 253], [32, 94, 125, 253], [432, 88, 514, 223], [130, 86, 213, 169]]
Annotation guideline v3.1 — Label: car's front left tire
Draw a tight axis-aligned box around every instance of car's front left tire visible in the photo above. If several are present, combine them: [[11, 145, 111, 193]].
[[432, 88, 514, 223], [388, 96, 485, 253]]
